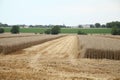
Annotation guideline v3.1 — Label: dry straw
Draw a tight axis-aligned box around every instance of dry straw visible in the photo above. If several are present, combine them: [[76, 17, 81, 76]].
[[79, 35, 120, 60], [0, 35, 64, 54]]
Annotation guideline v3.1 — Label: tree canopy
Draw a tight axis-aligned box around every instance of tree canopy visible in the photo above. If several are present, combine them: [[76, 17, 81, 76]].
[[95, 23, 101, 28], [51, 26, 61, 34], [106, 21, 120, 28], [0, 28, 4, 33], [11, 25, 20, 34]]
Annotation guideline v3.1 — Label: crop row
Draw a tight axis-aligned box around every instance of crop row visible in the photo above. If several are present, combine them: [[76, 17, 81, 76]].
[[79, 35, 120, 60], [0, 35, 64, 54]]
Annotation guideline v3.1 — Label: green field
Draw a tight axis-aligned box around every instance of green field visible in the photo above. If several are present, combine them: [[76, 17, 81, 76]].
[[4, 28, 112, 34], [61, 28, 111, 34]]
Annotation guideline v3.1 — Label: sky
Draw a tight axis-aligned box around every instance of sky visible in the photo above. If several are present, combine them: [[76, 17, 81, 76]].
[[0, 0, 120, 26]]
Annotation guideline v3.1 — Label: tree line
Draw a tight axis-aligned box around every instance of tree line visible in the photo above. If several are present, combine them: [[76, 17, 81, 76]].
[[0, 22, 67, 28], [0, 21, 120, 35], [78, 21, 120, 35], [1, 21, 120, 28], [0, 25, 61, 34], [78, 21, 120, 28]]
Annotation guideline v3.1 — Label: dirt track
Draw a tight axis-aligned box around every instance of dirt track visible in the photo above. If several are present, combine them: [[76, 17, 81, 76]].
[[0, 36, 120, 80]]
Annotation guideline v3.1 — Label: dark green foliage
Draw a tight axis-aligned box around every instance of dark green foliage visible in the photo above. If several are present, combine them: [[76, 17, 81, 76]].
[[106, 21, 120, 28], [34, 33, 37, 34], [0, 28, 4, 33], [78, 25, 83, 28], [11, 26, 20, 34], [101, 25, 106, 28], [90, 25, 95, 28], [111, 26, 118, 35], [44, 26, 61, 34], [77, 30, 87, 35], [0, 22, 9, 27], [118, 29, 120, 35], [44, 29, 51, 34], [95, 23, 101, 28], [111, 26, 120, 35], [51, 26, 61, 34], [39, 32, 43, 34]]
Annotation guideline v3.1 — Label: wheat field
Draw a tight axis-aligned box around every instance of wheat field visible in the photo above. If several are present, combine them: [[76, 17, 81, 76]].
[[0, 34, 120, 80], [79, 35, 120, 60], [0, 35, 64, 54]]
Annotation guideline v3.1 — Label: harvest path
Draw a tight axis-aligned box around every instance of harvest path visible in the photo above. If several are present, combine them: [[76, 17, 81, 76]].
[[28, 36, 79, 69], [0, 35, 120, 80]]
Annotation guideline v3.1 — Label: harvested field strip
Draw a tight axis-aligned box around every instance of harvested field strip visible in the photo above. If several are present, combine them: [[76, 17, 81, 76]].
[[28, 35, 80, 70], [28, 36, 79, 59], [0, 35, 65, 54], [79, 35, 120, 60]]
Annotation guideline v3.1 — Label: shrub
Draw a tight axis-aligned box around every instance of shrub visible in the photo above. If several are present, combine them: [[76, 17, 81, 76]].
[[39, 32, 43, 34], [34, 33, 37, 34], [44, 29, 51, 34], [118, 29, 120, 35], [77, 30, 87, 35], [11, 26, 20, 34], [51, 26, 60, 34], [0, 28, 4, 33], [111, 26, 120, 35]]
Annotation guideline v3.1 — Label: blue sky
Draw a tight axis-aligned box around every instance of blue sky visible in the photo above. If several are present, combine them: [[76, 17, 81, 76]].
[[0, 0, 120, 26]]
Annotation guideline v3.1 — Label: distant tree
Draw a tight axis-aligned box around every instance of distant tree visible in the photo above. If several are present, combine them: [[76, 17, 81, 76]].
[[0, 28, 4, 33], [0, 22, 4, 27], [3, 24, 8, 27], [0, 22, 9, 27], [101, 24, 106, 28], [95, 23, 101, 28], [51, 26, 61, 34], [90, 24, 95, 28], [106, 21, 120, 28], [29, 25, 34, 28], [106, 23, 112, 28], [11, 25, 20, 34], [62, 24, 66, 28], [78, 25, 83, 28]]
